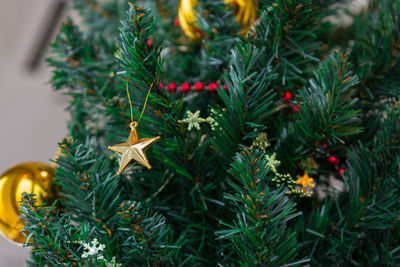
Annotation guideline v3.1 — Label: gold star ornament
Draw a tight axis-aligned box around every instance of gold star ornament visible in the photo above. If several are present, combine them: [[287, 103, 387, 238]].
[[108, 122, 160, 174]]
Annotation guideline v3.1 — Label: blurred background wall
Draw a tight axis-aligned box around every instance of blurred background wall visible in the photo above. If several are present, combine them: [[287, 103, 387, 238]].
[[0, 0, 368, 265], [0, 0, 68, 265]]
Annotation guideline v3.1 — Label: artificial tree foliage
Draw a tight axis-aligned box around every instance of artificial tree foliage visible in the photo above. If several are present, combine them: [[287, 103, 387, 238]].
[[21, 0, 400, 265]]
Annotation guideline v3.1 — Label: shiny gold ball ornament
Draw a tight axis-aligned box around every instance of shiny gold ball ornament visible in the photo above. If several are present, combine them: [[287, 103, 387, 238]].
[[178, 0, 258, 41], [224, 0, 258, 35], [0, 162, 55, 244], [178, 0, 203, 42]]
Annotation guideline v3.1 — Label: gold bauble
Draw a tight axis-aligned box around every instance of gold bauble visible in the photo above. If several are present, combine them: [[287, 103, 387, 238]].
[[178, 0, 202, 42], [224, 0, 258, 35], [0, 162, 55, 244], [178, 0, 258, 41]]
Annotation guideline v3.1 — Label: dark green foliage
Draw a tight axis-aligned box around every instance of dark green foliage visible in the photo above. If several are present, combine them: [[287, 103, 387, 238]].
[[21, 137, 180, 266], [20, 0, 400, 265], [217, 149, 305, 266], [212, 42, 276, 160], [300, 107, 400, 265], [70, 0, 131, 39], [295, 53, 362, 146], [21, 194, 81, 266], [55, 137, 121, 228], [46, 17, 119, 139], [116, 201, 182, 265], [350, 0, 400, 98], [252, 0, 335, 88]]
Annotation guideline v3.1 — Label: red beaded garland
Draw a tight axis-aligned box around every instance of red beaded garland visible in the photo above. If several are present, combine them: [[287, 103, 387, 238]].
[[208, 82, 218, 93], [167, 83, 177, 92], [194, 82, 205, 92], [159, 81, 232, 93], [180, 83, 191, 94]]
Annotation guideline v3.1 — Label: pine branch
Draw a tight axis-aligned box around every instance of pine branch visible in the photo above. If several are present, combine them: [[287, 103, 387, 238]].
[[47, 18, 119, 137], [55, 137, 122, 238], [20, 194, 81, 266], [301, 107, 400, 265], [216, 149, 306, 266], [212, 41, 276, 160], [70, 0, 131, 39], [295, 53, 362, 145], [115, 201, 182, 265], [350, 0, 400, 98]]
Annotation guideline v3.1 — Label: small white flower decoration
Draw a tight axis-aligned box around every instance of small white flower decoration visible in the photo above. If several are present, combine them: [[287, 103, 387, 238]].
[[180, 110, 202, 130], [265, 153, 281, 174], [105, 257, 122, 267], [81, 238, 105, 258]]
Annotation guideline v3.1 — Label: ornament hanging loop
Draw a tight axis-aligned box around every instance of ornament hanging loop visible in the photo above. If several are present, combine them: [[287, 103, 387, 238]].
[[130, 121, 138, 129]]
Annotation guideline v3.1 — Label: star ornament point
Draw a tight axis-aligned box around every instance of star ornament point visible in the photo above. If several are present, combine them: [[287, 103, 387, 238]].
[[109, 124, 160, 174]]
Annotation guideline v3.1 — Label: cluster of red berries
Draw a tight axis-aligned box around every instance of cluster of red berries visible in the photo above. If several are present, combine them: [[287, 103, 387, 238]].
[[282, 92, 301, 113], [159, 82, 228, 94], [325, 150, 346, 176]]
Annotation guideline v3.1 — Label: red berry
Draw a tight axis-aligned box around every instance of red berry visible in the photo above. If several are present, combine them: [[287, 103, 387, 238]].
[[208, 82, 218, 93], [159, 82, 163, 89], [174, 18, 180, 27], [194, 82, 205, 92], [338, 168, 345, 175], [327, 156, 340, 166], [322, 144, 327, 148], [224, 84, 228, 91], [167, 83, 177, 93], [283, 92, 293, 102], [296, 104, 300, 108], [180, 83, 191, 94], [147, 38, 153, 48], [293, 107, 299, 113]]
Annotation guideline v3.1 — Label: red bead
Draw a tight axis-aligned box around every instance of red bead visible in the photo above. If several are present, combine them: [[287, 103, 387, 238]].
[[208, 82, 218, 93], [147, 38, 153, 48], [194, 82, 205, 92], [174, 18, 180, 27], [159, 82, 163, 89], [283, 92, 293, 102], [167, 83, 177, 92], [338, 168, 345, 175], [322, 144, 328, 148], [224, 84, 228, 91], [180, 83, 191, 94], [327, 156, 339, 166], [293, 107, 299, 113], [296, 104, 300, 108]]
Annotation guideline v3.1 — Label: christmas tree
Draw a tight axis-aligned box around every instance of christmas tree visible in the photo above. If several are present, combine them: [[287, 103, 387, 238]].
[[19, 0, 400, 265]]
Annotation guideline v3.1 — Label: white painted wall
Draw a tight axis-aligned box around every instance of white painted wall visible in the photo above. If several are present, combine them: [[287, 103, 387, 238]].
[[0, 0, 68, 265]]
